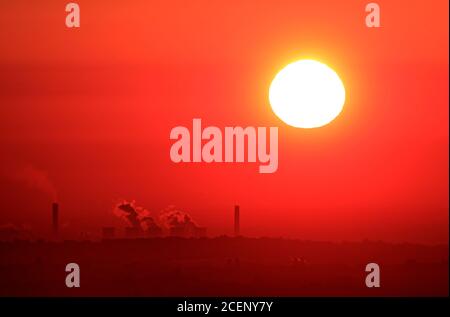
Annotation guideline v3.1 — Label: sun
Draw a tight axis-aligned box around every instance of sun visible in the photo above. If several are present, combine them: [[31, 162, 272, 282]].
[[269, 59, 346, 128]]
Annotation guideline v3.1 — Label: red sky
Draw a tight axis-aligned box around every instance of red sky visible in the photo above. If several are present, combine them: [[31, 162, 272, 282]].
[[0, 0, 448, 243]]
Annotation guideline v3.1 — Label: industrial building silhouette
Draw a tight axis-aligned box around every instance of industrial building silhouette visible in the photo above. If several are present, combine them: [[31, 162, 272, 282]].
[[0, 202, 447, 296]]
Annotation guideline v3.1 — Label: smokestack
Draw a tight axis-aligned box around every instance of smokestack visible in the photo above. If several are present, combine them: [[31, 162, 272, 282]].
[[234, 205, 240, 236], [52, 202, 59, 236]]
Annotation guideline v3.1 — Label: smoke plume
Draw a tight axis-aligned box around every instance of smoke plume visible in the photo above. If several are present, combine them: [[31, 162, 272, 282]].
[[114, 200, 202, 236], [12, 165, 57, 201]]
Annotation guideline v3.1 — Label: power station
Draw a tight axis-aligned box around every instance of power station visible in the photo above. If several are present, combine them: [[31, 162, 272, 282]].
[[49, 202, 241, 240]]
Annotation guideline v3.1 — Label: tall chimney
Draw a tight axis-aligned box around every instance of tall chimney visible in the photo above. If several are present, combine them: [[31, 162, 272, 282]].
[[52, 202, 59, 236], [234, 205, 240, 236]]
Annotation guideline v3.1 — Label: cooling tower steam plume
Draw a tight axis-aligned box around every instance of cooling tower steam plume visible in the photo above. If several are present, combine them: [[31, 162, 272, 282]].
[[159, 205, 201, 231], [114, 200, 144, 229], [114, 200, 202, 235]]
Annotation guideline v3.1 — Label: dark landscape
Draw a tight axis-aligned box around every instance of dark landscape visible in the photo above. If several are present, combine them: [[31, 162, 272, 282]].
[[0, 237, 447, 296]]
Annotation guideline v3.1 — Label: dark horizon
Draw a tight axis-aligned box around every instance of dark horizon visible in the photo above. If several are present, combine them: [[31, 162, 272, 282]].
[[0, 200, 448, 245], [1, 235, 448, 296]]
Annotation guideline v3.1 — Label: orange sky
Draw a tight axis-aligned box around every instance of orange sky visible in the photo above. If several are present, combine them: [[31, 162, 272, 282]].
[[0, 0, 448, 243]]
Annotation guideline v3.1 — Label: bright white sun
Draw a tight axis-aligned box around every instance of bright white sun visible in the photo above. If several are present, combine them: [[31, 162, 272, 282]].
[[269, 59, 346, 128]]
